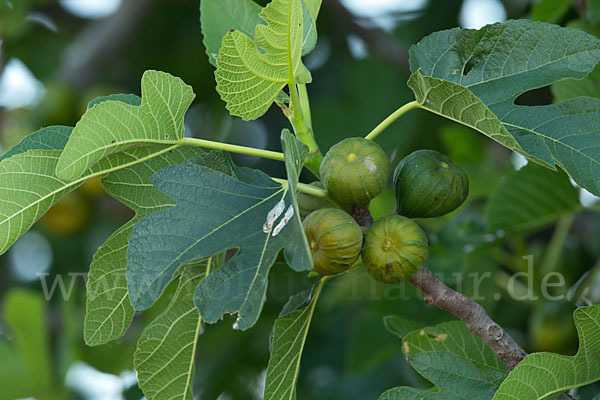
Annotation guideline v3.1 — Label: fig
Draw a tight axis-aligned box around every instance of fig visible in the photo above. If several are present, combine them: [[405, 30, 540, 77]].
[[393, 150, 468, 218], [303, 208, 363, 275], [362, 215, 428, 283], [297, 181, 340, 218], [320, 137, 390, 206]]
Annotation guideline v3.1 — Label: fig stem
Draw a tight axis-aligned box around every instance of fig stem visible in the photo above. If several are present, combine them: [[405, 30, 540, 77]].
[[287, 83, 323, 176], [179, 137, 285, 161], [364, 100, 420, 141], [271, 178, 329, 198]]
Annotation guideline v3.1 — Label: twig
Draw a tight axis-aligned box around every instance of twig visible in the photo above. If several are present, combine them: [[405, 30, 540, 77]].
[[409, 268, 527, 370]]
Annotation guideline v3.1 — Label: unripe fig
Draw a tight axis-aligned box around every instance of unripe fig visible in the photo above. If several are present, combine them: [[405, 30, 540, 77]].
[[393, 150, 468, 218], [303, 208, 363, 275], [362, 215, 428, 283], [297, 181, 340, 219], [320, 137, 390, 206]]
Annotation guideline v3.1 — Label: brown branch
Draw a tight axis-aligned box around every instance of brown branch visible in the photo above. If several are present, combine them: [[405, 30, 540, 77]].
[[409, 268, 527, 370], [409, 269, 577, 398]]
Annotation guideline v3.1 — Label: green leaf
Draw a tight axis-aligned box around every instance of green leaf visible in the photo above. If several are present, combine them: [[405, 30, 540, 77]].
[[408, 20, 600, 196], [84, 145, 203, 346], [493, 305, 600, 400], [0, 150, 82, 255], [200, 0, 264, 67], [379, 351, 506, 400], [0, 125, 72, 162], [530, 0, 571, 23], [0, 93, 182, 256], [56, 70, 194, 181], [401, 321, 506, 371], [215, 0, 311, 120], [135, 260, 211, 400], [300, 0, 322, 56], [379, 320, 507, 400], [87, 93, 141, 109], [127, 131, 311, 330], [264, 280, 326, 400], [485, 164, 581, 233]]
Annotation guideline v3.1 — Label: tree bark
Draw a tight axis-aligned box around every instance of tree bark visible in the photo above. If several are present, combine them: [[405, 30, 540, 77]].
[[409, 268, 527, 370]]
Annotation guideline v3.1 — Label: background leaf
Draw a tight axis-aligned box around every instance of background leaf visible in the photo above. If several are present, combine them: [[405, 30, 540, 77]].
[[493, 305, 600, 399], [408, 20, 600, 195], [56, 70, 194, 180], [200, 0, 263, 67], [530, 0, 571, 23], [214, 0, 311, 120], [0, 125, 72, 162], [0, 289, 55, 400], [485, 164, 581, 233], [134, 260, 210, 400], [84, 145, 203, 346], [552, 64, 600, 102]]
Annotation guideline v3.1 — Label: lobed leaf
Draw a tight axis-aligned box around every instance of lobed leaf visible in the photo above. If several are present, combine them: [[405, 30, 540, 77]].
[[408, 20, 600, 195], [0, 150, 82, 255], [56, 70, 194, 181], [200, 0, 264, 67], [214, 0, 311, 120], [0, 91, 180, 256], [84, 145, 203, 346], [485, 163, 581, 233], [493, 305, 600, 400], [127, 131, 311, 330]]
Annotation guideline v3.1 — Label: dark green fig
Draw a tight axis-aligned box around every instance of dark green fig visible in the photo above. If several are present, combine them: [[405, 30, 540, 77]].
[[297, 181, 340, 219], [393, 150, 468, 218], [320, 137, 390, 206], [303, 208, 363, 275], [362, 215, 428, 283]]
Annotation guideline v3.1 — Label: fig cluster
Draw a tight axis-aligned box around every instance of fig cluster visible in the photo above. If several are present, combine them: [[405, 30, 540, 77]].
[[300, 139, 469, 283]]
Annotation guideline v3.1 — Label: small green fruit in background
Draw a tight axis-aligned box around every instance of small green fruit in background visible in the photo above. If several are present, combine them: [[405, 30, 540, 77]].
[[362, 215, 428, 283], [303, 208, 363, 276], [320, 137, 390, 207], [393, 149, 469, 218], [297, 181, 340, 218]]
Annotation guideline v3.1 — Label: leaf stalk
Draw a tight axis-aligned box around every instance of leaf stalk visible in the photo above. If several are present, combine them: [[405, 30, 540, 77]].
[[364, 100, 420, 141]]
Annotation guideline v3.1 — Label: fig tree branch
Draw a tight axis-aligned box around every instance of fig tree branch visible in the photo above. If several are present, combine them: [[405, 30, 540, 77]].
[[409, 267, 527, 370], [408, 269, 577, 399]]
